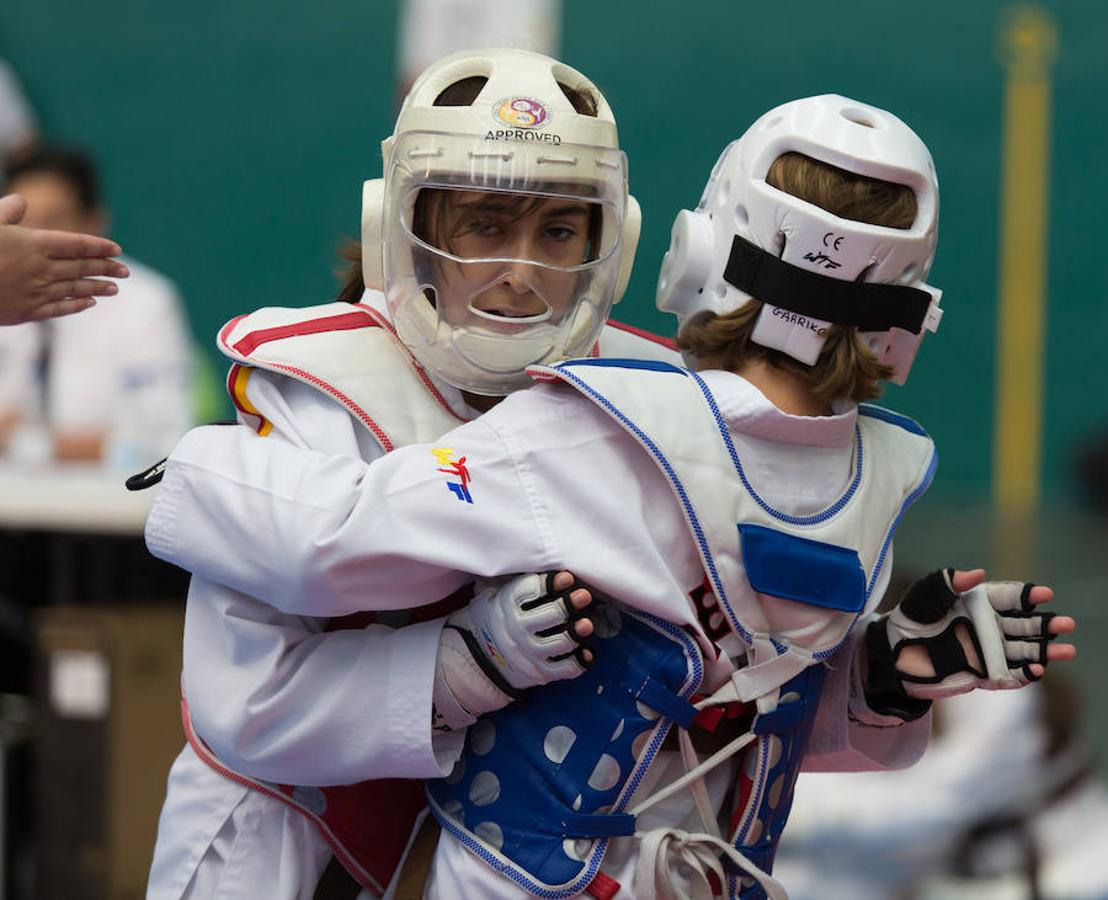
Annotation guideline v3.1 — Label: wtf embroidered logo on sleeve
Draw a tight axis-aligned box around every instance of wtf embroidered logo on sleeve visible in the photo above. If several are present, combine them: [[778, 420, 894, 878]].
[[432, 447, 474, 504]]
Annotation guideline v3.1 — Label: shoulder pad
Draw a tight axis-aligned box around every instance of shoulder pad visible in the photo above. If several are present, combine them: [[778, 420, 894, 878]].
[[859, 404, 929, 438], [217, 302, 377, 363], [598, 320, 682, 365]]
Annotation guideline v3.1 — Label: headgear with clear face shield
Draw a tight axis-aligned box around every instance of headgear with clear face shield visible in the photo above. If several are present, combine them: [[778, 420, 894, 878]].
[[361, 48, 640, 396], [656, 94, 943, 385]]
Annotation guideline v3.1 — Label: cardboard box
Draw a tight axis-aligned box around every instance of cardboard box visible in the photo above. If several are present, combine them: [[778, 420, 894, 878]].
[[34, 605, 184, 900]]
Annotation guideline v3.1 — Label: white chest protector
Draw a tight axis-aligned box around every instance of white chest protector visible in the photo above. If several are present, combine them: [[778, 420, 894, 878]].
[[535, 357, 936, 710], [429, 358, 936, 899]]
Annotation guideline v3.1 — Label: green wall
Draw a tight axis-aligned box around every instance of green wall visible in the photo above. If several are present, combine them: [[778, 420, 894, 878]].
[[3, 0, 1107, 507]]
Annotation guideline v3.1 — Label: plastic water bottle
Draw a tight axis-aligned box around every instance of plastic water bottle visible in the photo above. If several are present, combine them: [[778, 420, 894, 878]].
[[106, 367, 169, 473]]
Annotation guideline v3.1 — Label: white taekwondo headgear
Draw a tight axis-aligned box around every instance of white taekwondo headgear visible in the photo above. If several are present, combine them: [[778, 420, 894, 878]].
[[656, 94, 943, 384], [361, 47, 641, 395]]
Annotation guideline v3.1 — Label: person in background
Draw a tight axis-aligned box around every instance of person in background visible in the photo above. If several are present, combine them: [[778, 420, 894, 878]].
[[0, 60, 126, 323], [0, 57, 37, 167], [0, 147, 192, 464]]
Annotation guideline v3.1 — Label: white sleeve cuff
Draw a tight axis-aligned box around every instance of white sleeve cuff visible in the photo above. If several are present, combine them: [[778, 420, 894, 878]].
[[804, 626, 932, 772]]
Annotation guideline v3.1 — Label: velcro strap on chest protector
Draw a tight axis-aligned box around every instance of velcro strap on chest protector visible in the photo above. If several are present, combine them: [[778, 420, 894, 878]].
[[739, 523, 866, 615], [427, 604, 703, 897]]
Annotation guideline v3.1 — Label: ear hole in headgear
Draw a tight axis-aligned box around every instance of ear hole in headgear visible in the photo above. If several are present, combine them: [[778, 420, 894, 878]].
[[556, 81, 598, 116], [840, 107, 877, 128]]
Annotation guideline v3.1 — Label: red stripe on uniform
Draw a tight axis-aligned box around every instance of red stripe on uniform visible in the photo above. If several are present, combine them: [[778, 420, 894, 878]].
[[226, 363, 249, 416], [264, 361, 395, 452], [231, 311, 374, 356], [218, 313, 249, 348], [606, 319, 678, 350]]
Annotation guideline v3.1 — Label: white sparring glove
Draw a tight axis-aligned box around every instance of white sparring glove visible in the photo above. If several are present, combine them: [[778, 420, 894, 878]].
[[863, 569, 1058, 720], [432, 571, 592, 732]]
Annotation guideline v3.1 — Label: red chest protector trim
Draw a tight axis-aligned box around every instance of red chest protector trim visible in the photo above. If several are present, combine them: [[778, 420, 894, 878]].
[[218, 302, 467, 451], [182, 699, 411, 895], [603, 318, 679, 352]]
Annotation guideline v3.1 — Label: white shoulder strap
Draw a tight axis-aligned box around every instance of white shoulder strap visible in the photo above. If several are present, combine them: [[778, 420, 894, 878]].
[[597, 321, 683, 365], [218, 302, 465, 449]]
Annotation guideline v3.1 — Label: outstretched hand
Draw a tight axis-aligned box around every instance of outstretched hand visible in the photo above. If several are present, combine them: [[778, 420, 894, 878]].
[[0, 193, 129, 325], [895, 568, 1076, 681], [864, 568, 1076, 719]]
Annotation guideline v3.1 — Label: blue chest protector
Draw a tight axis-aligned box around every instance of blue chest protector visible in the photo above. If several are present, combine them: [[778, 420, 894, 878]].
[[428, 607, 704, 897]]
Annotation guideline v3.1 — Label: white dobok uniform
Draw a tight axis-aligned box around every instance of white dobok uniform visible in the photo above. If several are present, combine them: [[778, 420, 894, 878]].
[[146, 297, 933, 898], [146, 293, 685, 900]]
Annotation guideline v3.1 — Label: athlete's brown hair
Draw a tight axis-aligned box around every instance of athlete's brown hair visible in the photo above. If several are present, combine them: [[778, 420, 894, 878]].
[[337, 76, 600, 301], [677, 152, 918, 403]]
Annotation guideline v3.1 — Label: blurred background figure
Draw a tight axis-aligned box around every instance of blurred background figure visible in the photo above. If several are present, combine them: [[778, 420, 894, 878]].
[[396, 0, 560, 97], [0, 147, 194, 466], [0, 56, 37, 170], [1075, 431, 1108, 517]]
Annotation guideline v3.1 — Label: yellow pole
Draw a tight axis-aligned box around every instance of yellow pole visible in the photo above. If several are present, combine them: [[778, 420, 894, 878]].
[[993, 5, 1057, 572]]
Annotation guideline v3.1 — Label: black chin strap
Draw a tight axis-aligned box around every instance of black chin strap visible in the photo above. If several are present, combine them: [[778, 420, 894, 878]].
[[722, 235, 933, 334]]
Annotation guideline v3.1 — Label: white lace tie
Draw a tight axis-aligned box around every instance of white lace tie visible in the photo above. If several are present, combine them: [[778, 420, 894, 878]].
[[633, 827, 788, 900]]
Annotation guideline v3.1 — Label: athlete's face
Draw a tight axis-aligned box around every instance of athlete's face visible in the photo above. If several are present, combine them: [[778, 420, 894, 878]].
[[424, 190, 593, 332]]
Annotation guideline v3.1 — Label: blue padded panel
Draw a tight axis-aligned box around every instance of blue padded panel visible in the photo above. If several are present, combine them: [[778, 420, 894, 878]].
[[734, 663, 829, 899], [738, 523, 866, 614], [427, 605, 701, 896]]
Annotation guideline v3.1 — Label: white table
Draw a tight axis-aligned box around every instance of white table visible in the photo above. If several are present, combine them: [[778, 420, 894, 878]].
[[0, 463, 153, 536]]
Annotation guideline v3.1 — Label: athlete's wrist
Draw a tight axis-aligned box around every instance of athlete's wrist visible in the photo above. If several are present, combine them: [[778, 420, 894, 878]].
[[857, 620, 932, 722]]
